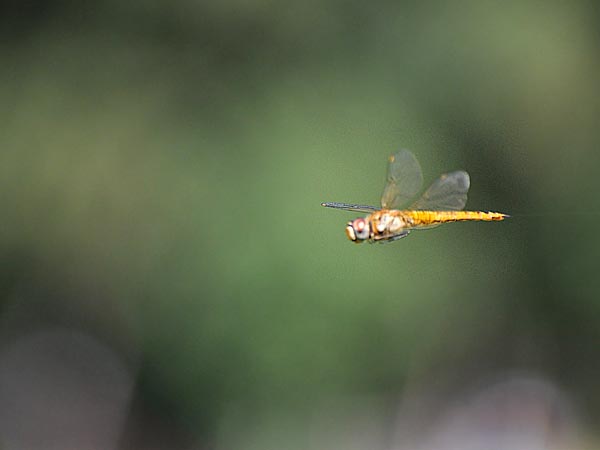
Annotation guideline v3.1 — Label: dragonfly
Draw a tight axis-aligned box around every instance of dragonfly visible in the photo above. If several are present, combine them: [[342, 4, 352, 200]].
[[322, 150, 508, 243]]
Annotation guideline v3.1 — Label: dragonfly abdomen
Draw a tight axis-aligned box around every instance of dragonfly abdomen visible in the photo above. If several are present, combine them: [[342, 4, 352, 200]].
[[405, 210, 507, 227]]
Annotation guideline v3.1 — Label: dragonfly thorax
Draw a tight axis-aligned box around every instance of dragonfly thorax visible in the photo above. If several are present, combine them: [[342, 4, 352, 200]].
[[373, 211, 406, 233]]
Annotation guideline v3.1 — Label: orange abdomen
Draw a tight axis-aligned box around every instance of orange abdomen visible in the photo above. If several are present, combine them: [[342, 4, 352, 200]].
[[405, 210, 508, 226]]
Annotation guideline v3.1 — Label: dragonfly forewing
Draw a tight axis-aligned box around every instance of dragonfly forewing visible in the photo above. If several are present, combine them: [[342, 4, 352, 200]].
[[380, 150, 424, 209], [320, 202, 380, 214]]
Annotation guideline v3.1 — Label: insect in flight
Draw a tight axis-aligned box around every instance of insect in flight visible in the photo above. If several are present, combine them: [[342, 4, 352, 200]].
[[322, 150, 508, 243]]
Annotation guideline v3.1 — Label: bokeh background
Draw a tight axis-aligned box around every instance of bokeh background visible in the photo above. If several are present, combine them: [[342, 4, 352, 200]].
[[1, 1, 599, 449]]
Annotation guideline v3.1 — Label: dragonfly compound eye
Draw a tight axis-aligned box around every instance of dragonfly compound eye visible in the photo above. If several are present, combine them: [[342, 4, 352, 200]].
[[348, 218, 369, 241]]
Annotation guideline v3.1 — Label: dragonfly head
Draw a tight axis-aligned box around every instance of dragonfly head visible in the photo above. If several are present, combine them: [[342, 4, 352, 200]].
[[346, 217, 370, 243]]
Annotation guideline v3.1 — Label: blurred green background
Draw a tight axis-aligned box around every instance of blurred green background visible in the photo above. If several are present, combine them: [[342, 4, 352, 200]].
[[1, 1, 599, 448]]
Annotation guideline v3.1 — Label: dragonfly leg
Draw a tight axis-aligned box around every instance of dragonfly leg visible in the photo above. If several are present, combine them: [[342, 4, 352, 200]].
[[377, 230, 411, 243]]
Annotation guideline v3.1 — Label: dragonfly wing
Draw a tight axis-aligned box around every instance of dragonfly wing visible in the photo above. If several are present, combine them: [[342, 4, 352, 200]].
[[321, 202, 379, 213], [410, 170, 470, 211], [412, 223, 442, 230], [380, 150, 424, 209]]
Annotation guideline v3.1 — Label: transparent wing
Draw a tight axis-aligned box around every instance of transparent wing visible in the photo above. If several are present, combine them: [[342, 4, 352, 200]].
[[321, 202, 379, 213], [410, 171, 470, 211], [380, 150, 424, 209]]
